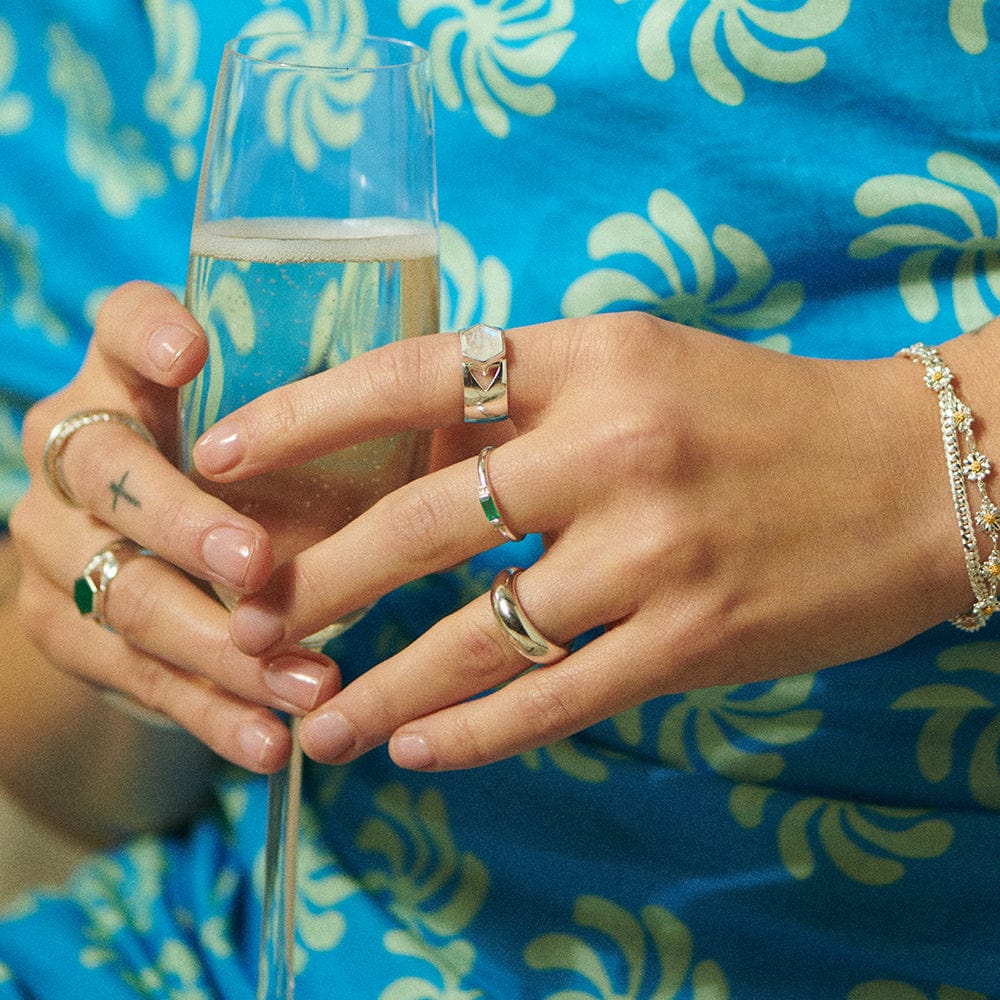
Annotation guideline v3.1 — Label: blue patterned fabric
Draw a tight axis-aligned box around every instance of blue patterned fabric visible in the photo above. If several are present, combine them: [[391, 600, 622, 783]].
[[2, 2, 1000, 997]]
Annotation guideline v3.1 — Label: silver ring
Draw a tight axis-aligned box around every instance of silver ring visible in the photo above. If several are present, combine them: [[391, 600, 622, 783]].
[[460, 324, 508, 423], [477, 447, 524, 542], [44, 410, 157, 507], [490, 567, 568, 665], [74, 539, 156, 632]]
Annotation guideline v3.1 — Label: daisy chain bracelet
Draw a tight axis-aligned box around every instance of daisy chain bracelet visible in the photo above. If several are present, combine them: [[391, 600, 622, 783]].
[[899, 342, 1000, 631]]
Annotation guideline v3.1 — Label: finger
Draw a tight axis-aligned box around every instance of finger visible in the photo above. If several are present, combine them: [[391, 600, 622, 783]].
[[94, 550, 339, 716], [12, 491, 339, 715], [19, 413, 274, 594], [191, 319, 578, 481], [228, 434, 580, 655], [16, 570, 293, 773], [387, 625, 650, 771], [91, 280, 209, 392], [296, 546, 633, 766]]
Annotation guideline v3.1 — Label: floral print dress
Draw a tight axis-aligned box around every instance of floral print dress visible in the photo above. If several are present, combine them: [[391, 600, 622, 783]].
[[1, 2, 999, 997]]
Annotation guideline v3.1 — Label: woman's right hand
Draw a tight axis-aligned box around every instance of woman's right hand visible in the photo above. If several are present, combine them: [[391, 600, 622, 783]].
[[9, 281, 340, 773]]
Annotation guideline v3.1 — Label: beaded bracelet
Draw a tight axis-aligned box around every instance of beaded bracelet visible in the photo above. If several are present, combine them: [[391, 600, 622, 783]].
[[899, 343, 1000, 631]]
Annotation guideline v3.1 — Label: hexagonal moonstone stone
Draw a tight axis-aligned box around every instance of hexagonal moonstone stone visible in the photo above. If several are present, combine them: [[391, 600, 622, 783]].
[[463, 324, 503, 363]]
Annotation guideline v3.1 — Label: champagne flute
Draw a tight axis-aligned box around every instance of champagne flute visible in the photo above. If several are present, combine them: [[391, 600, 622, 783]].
[[178, 31, 437, 999]]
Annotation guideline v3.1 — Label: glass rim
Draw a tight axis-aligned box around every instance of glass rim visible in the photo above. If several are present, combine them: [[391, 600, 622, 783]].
[[224, 31, 428, 72]]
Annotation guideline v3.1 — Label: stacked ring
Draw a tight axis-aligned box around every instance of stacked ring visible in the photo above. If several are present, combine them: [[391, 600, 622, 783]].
[[490, 567, 569, 665], [75, 539, 156, 632], [477, 446, 524, 543], [460, 324, 508, 423], [44, 410, 158, 507]]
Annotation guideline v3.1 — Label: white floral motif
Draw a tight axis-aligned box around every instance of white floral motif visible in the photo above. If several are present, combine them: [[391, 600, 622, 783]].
[[950, 0, 992, 54], [0, 405, 25, 522], [562, 188, 803, 338], [439, 221, 512, 330], [630, 0, 849, 105], [0, 205, 67, 344], [143, 0, 207, 180], [240, 0, 374, 170], [400, 0, 575, 138], [46, 24, 168, 217], [0, 17, 31, 134], [850, 152, 1000, 332]]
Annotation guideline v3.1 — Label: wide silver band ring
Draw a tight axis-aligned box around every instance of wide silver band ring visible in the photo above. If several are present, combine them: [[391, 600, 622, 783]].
[[490, 567, 569, 665], [74, 539, 156, 632], [477, 446, 524, 543], [461, 323, 508, 423], [44, 409, 157, 507]]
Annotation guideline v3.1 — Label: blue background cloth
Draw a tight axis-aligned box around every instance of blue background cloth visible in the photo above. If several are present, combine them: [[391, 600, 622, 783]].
[[1, 2, 999, 996]]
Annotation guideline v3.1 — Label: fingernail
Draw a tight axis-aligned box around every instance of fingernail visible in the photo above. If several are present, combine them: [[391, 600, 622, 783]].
[[232, 602, 286, 655], [194, 423, 244, 475], [148, 323, 197, 372], [302, 709, 354, 761], [392, 733, 434, 770], [264, 656, 330, 712], [202, 525, 255, 587], [239, 722, 279, 770]]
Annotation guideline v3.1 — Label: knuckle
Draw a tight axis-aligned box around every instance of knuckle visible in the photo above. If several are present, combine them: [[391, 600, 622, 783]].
[[388, 485, 455, 567], [587, 408, 674, 482], [247, 387, 309, 444], [20, 398, 61, 466], [7, 495, 30, 547], [447, 712, 495, 768], [127, 656, 175, 718], [15, 580, 52, 650], [152, 496, 198, 553], [363, 343, 415, 408], [288, 559, 333, 625], [95, 280, 169, 332], [516, 672, 578, 743], [103, 566, 160, 640], [211, 640, 253, 693], [358, 674, 405, 739], [454, 613, 514, 679]]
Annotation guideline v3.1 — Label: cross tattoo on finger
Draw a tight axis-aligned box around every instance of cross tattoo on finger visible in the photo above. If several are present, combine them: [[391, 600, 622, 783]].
[[110, 471, 141, 511]]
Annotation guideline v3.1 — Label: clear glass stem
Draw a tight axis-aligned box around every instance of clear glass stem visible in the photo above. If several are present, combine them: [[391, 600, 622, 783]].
[[257, 715, 303, 1000]]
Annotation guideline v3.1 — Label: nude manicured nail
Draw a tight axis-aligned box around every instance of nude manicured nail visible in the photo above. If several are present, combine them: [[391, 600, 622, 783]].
[[264, 657, 330, 712], [302, 709, 354, 761], [148, 323, 197, 372], [231, 602, 286, 655], [202, 525, 255, 587], [194, 423, 244, 474], [239, 722, 280, 770], [392, 733, 434, 770]]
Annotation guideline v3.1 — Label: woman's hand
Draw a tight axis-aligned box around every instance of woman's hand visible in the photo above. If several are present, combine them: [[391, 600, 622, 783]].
[[193, 311, 973, 772], [11, 281, 339, 774]]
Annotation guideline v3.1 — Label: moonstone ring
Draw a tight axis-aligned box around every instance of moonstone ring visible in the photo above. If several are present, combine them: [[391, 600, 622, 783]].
[[460, 324, 508, 423]]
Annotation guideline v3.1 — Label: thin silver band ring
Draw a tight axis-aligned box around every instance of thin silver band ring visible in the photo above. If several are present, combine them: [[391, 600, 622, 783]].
[[44, 410, 157, 507], [477, 446, 524, 543], [490, 567, 569, 665]]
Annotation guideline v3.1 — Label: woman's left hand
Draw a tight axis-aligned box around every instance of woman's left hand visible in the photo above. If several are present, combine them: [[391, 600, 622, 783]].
[[192, 312, 969, 771]]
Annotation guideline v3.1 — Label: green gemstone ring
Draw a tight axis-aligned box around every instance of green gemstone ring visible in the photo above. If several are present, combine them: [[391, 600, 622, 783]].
[[477, 446, 524, 543], [73, 539, 156, 631]]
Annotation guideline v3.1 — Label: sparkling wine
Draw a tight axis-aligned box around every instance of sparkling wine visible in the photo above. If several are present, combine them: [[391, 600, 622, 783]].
[[180, 216, 438, 641]]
